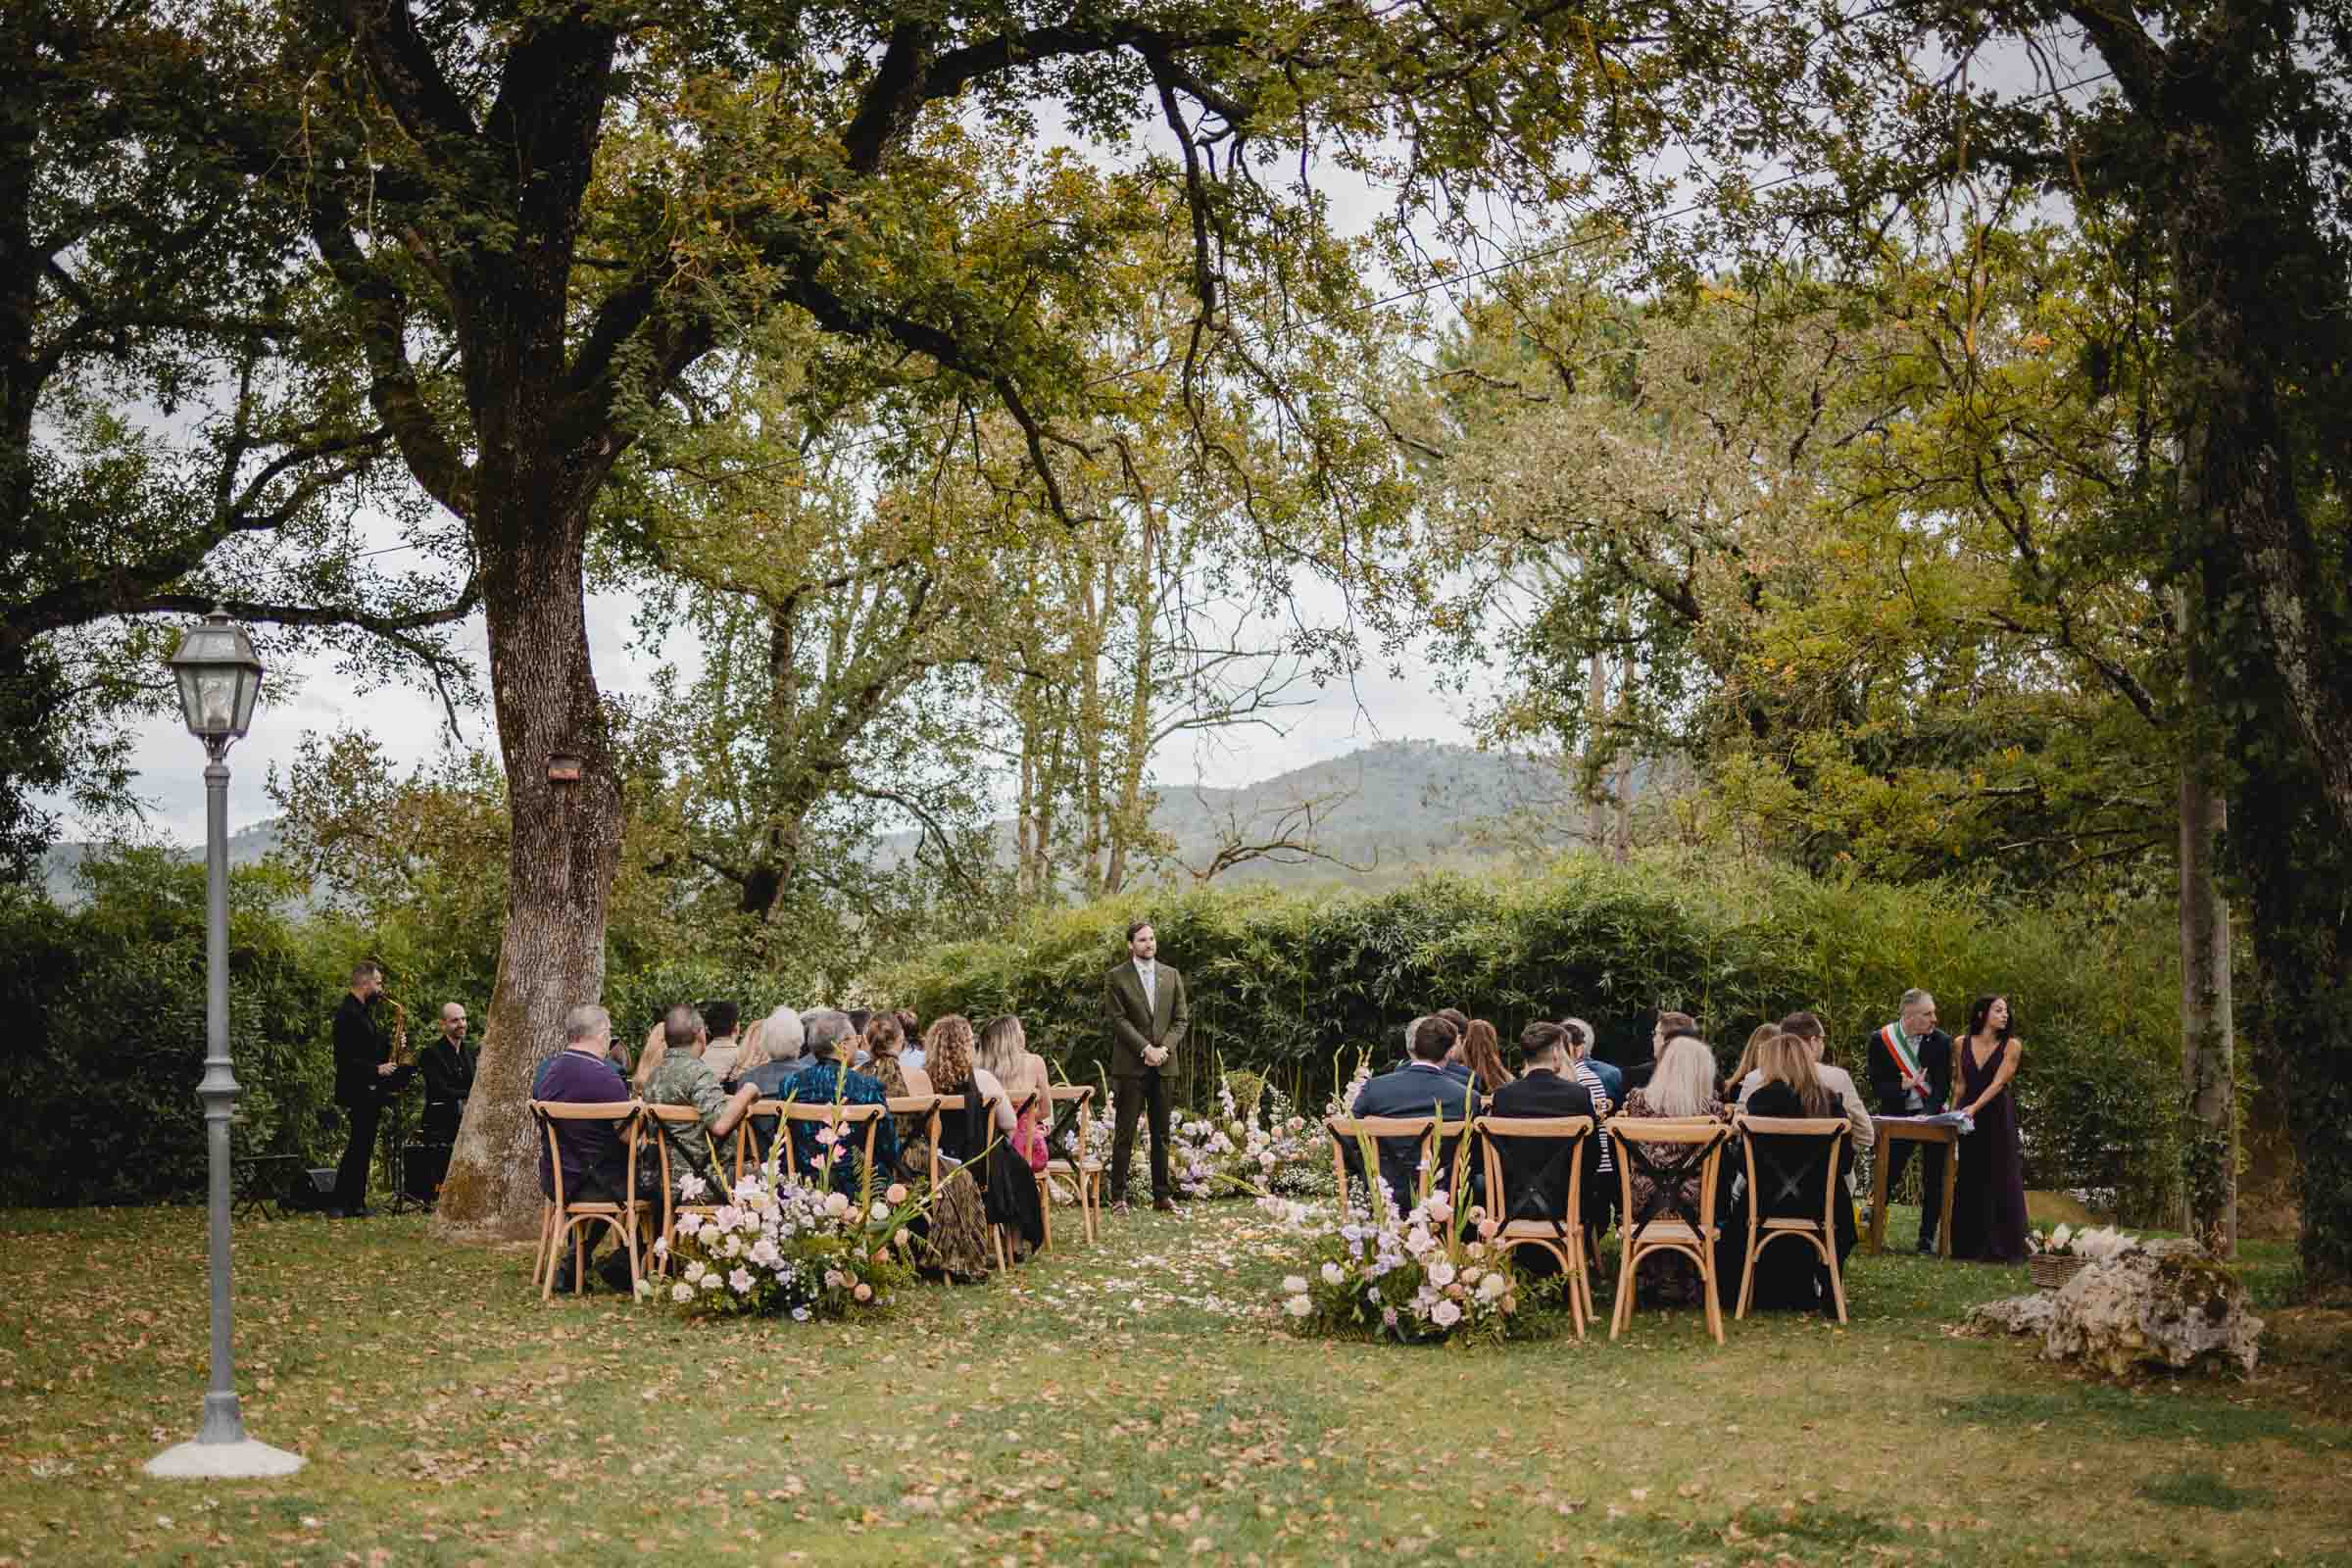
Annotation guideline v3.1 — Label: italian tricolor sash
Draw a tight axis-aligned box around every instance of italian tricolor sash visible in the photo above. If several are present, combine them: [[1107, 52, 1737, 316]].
[[1879, 1020, 1930, 1097]]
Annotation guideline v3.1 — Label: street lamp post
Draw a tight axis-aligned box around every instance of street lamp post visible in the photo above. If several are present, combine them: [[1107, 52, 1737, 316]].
[[147, 610, 304, 1481]]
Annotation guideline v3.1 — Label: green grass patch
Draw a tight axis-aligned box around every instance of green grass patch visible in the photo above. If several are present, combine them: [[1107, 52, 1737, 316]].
[[1, 1199, 2348, 1566], [2135, 1469, 2270, 1511]]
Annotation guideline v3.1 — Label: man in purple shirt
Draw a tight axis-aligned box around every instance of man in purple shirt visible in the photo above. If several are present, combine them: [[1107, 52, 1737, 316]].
[[537, 1004, 646, 1294]]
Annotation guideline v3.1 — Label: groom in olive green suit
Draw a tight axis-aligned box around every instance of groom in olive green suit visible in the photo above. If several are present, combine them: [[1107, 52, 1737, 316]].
[[1104, 919, 1190, 1212]]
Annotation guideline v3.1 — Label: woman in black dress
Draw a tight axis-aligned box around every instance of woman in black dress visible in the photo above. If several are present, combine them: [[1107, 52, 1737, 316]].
[[1948, 995, 2028, 1263]]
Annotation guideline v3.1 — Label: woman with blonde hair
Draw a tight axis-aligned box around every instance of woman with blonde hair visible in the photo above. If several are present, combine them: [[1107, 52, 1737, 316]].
[[1617, 1033, 1729, 1305], [1729, 1031, 1856, 1308], [915, 1016, 1031, 1278], [631, 1020, 666, 1094], [976, 1015, 1051, 1173], [1726, 1023, 1778, 1102]]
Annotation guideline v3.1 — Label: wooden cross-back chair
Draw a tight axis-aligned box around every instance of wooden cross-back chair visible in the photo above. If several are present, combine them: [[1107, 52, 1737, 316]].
[[1607, 1116, 1734, 1343], [1323, 1115, 1442, 1220], [528, 1099, 648, 1302], [1039, 1084, 1100, 1246], [1733, 1114, 1850, 1323], [1474, 1114, 1596, 1337], [643, 1102, 751, 1276]]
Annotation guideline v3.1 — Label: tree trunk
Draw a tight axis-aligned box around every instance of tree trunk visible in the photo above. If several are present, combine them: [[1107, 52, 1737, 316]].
[[1611, 653, 1635, 863], [1586, 653, 1609, 850], [435, 492, 622, 1238], [2176, 584, 2235, 1254]]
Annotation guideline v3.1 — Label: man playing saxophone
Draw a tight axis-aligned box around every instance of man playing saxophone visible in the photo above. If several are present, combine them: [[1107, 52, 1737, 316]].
[[329, 961, 414, 1218]]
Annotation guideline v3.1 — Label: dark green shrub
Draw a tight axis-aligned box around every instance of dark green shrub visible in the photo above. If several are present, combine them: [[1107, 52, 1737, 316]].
[[0, 850, 338, 1205]]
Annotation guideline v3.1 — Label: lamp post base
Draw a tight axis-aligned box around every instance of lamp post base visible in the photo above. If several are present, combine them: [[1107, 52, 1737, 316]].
[[145, 1438, 306, 1480]]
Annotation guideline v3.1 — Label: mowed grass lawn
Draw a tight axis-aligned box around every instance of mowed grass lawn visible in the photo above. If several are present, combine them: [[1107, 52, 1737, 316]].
[[0, 1196, 2346, 1568]]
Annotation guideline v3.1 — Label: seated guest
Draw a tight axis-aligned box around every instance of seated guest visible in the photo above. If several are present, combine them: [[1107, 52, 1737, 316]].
[[738, 1008, 804, 1099], [536, 1004, 653, 1294], [924, 1015, 1042, 1273], [896, 1008, 926, 1070], [784, 1010, 901, 1191], [1616, 1034, 1728, 1305], [644, 1004, 760, 1194], [846, 1008, 874, 1063], [1459, 1018, 1514, 1096], [699, 1000, 743, 1082], [860, 1013, 932, 1183], [726, 1023, 790, 1160], [1728, 1029, 1860, 1309], [976, 1014, 1051, 1173], [1490, 1022, 1604, 1276], [1351, 1015, 1482, 1206], [1561, 1017, 1622, 1102], [1735, 1011, 1874, 1158], [1726, 1022, 1777, 1102]]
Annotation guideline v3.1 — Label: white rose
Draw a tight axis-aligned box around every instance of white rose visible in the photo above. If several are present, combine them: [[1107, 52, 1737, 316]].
[[1284, 1295, 1314, 1317], [1281, 1275, 1310, 1295], [1427, 1260, 1457, 1288], [669, 1283, 693, 1303], [1430, 1299, 1462, 1328], [823, 1191, 852, 1218], [1320, 1262, 1346, 1287], [1478, 1272, 1507, 1300]]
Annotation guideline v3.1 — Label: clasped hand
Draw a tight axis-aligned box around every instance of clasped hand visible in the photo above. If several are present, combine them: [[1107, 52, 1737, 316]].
[[1142, 1044, 1169, 1068]]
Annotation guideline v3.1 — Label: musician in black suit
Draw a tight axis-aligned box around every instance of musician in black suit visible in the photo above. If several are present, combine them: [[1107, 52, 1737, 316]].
[[1489, 1022, 1610, 1269], [1104, 919, 1190, 1212], [1862, 988, 1956, 1253], [1350, 1016, 1481, 1206], [410, 1001, 478, 1201], [329, 961, 411, 1218]]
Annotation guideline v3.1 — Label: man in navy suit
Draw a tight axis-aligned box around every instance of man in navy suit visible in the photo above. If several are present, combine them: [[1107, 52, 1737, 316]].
[[1350, 1016, 1481, 1205]]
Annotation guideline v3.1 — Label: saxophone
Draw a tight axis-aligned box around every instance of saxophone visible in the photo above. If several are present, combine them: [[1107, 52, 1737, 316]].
[[386, 998, 411, 1066]]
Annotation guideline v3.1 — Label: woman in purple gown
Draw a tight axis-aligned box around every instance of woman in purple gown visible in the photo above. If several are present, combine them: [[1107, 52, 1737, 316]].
[[1949, 995, 2028, 1263]]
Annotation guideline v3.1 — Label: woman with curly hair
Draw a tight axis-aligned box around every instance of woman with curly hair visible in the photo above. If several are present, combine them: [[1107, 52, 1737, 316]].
[[915, 1015, 1035, 1278]]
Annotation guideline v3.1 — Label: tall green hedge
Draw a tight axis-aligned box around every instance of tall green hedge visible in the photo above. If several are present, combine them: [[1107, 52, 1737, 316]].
[[874, 855, 2188, 1221], [0, 851, 340, 1205]]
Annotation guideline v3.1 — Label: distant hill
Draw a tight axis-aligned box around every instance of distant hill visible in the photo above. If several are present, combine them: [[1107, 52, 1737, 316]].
[[38, 820, 286, 907], [879, 739, 1598, 889], [33, 741, 1607, 906]]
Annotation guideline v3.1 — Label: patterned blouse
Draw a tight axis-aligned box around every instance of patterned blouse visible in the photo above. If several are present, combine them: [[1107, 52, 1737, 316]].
[[783, 1059, 902, 1190]]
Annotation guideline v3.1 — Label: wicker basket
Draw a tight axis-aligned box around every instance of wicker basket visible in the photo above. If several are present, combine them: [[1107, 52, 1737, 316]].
[[2029, 1252, 2090, 1291]]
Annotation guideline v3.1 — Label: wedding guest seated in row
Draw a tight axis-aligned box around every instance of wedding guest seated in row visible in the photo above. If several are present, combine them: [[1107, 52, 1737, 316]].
[[785, 1010, 900, 1191], [699, 1000, 743, 1082], [725, 1016, 794, 1159], [1352, 1015, 1482, 1206], [1720, 1029, 1860, 1310], [977, 1014, 1051, 1173], [1616, 1033, 1726, 1305], [1489, 1022, 1608, 1275], [1561, 1016, 1622, 1102], [1459, 1018, 1514, 1096], [920, 1015, 1043, 1274], [1734, 1011, 1873, 1155], [1725, 1022, 1776, 1102], [537, 1004, 656, 1294], [645, 1004, 760, 1192], [896, 1008, 926, 1070], [859, 1012, 933, 1184]]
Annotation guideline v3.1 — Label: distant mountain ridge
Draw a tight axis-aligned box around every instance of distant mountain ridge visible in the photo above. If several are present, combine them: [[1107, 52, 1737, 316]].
[[877, 738, 1578, 888], [35, 740, 1575, 905]]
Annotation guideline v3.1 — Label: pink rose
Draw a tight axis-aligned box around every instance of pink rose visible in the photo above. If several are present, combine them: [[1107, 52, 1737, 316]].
[[854, 1282, 874, 1302]]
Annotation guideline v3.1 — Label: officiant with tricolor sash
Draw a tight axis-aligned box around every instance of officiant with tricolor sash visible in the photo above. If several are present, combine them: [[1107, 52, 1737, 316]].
[[1861, 989, 1956, 1254]]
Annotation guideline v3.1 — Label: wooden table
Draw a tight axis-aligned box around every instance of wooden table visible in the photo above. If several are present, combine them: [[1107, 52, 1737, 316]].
[[1866, 1117, 1962, 1257]]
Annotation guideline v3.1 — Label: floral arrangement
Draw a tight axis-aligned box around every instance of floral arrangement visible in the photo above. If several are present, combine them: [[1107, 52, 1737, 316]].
[[644, 1137, 922, 1320], [1257, 1182, 1531, 1346], [1169, 1070, 1329, 1199], [2028, 1223, 2140, 1261]]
